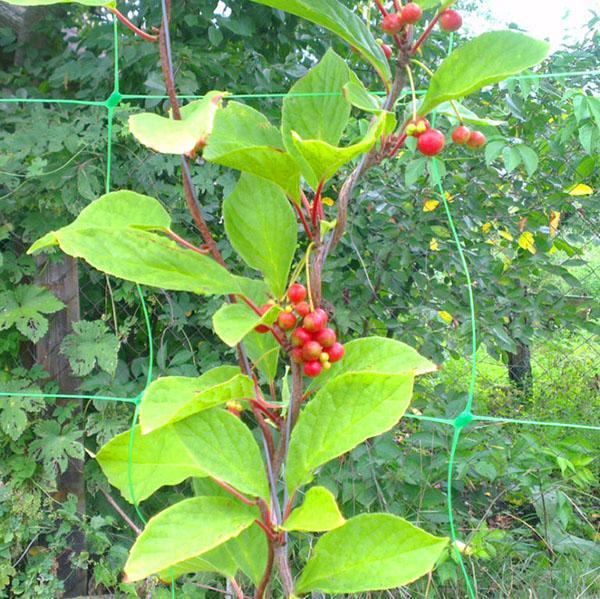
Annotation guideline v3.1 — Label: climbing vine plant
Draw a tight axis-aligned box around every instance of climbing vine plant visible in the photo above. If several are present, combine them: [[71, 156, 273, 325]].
[[10, 0, 550, 595]]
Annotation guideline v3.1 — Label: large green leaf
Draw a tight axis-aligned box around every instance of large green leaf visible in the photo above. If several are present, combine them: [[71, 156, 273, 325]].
[[311, 336, 437, 391], [124, 497, 257, 582], [282, 49, 353, 187], [212, 302, 280, 347], [204, 101, 301, 200], [98, 409, 270, 502], [343, 80, 383, 113], [286, 371, 415, 492], [129, 92, 227, 155], [291, 111, 394, 186], [419, 31, 550, 115], [158, 544, 237, 584], [224, 174, 297, 298], [28, 191, 250, 296], [249, 0, 391, 86], [295, 514, 449, 593], [282, 486, 345, 532], [139, 366, 253, 434]]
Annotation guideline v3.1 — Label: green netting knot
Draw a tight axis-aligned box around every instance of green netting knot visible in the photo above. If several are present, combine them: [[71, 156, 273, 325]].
[[105, 90, 122, 108], [454, 411, 473, 430], [133, 393, 143, 405]]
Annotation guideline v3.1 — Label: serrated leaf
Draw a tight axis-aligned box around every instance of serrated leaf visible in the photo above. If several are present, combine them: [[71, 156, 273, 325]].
[[98, 409, 270, 502], [139, 366, 253, 434], [419, 31, 549, 116], [204, 101, 301, 200], [212, 302, 279, 347], [28, 191, 253, 297], [0, 285, 64, 343], [224, 174, 297, 298], [295, 514, 448, 593], [60, 320, 120, 376], [124, 497, 257, 582], [129, 92, 227, 155], [248, 0, 391, 86], [282, 486, 345, 532], [0, 380, 45, 441], [287, 371, 415, 492], [291, 111, 393, 186]]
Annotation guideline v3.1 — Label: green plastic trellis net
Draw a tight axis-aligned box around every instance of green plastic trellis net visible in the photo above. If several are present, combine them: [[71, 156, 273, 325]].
[[0, 12, 599, 598]]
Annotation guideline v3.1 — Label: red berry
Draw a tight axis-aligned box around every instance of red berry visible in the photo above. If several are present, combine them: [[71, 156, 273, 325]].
[[439, 9, 462, 32], [254, 303, 272, 334], [452, 125, 471, 145], [314, 327, 336, 349], [417, 129, 445, 156], [277, 311, 297, 331], [304, 360, 323, 378], [401, 2, 422, 24], [303, 309, 328, 333], [327, 342, 345, 363], [287, 283, 307, 304], [294, 301, 310, 317], [381, 13, 403, 34], [290, 347, 304, 364], [380, 42, 392, 59], [291, 327, 312, 347], [302, 340, 323, 362], [467, 130, 486, 149]]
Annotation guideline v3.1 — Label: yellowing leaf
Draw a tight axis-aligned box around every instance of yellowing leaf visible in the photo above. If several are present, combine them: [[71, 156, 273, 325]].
[[567, 183, 593, 196], [499, 230, 513, 242], [429, 238, 439, 251], [437, 311, 453, 325], [518, 232, 536, 254], [444, 191, 454, 203], [322, 196, 335, 207], [549, 211, 561, 238], [481, 222, 492, 234], [423, 200, 439, 212]]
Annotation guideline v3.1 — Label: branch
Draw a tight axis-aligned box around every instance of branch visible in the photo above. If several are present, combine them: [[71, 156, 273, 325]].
[[110, 7, 158, 42], [211, 478, 258, 507], [100, 488, 141, 536]]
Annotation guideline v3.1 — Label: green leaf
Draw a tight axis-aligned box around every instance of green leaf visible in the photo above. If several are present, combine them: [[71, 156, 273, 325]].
[[287, 371, 415, 492], [503, 146, 521, 173], [311, 336, 437, 391], [212, 302, 279, 347], [435, 101, 505, 127], [291, 111, 393, 186], [224, 174, 297, 298], [124, 497, 257, 583], [343, 80, 382, 113], [129, 92, 227, 155], [139, 366, 253, 434], [204, 101, 301, 200], [516, 144, 539, 176], [244, 330, 281, 383], [282, 49, 353, 186], [418, 31, 550, 116], [98, 409, 270, 502], [0, 380, 45, 441], [249, 0, 391, 86], [414, 0, 441, 8], [157, 544, 237, 584], [28, 191, 251, 296], [295, 513, 449, 594], [60, 320, 120, 376], [0, 285, 64, 343], [282, 486, 345, 532]]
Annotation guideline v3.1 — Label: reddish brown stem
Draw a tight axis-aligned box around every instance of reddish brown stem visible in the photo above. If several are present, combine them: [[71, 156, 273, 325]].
[[110, 8, 159, 42], [229, 577, 244, 599], [211, 478, 258, 507], [255, 519, 276, 542], [412, 14, 440, 54], [240, 295, 264, 316], [164, 229, 209, 255], [311, 180, 324, 228], [282, 492, 296, 521], [252, 400, 282, 428], [373, 0, 388, 17], [388, 132, 408, 158], [255, 538, 275, 599], [300, 190, 312, 217], [291, 199, 314, 240]]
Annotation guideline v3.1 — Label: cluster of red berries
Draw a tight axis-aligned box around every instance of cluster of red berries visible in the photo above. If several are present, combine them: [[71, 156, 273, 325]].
[[405, 117, 486, 157], [381, 6, 462, 37], [269, 283, 344, 378]]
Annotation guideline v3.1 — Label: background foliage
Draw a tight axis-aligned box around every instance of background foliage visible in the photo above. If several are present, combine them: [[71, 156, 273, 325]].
[[0, 1, 598, 596]]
